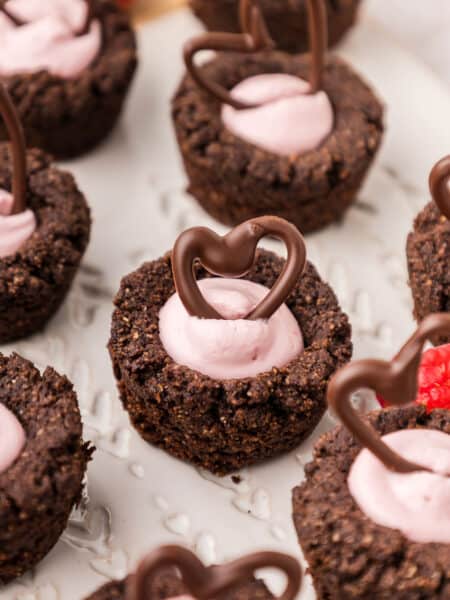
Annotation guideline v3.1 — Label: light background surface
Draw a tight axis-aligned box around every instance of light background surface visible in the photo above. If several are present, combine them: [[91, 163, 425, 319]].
[[1, 4, 450, 600]]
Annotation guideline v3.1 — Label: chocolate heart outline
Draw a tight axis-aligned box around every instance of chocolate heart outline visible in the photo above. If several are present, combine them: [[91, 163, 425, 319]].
[[171, 215, 307, 321], [125, 545, 302, 600], [0, 0, 94, 36], [0, 0, 21, 25], [0, 84, 27, 215], [429, 155, 450, 220], [183, 0, 275, 110], [183, 0, 328, 110], [328, 313, 450, 474]]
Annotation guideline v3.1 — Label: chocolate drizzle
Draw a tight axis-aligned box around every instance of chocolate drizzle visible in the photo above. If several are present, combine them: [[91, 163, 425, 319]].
[[125, 545, 302, 600], [184, 0, 275, 110], [183, 0, 328, 109], [0, 0, 94, 37], [429, 155, 450, 220], [307, 0, 327, 93], [0, 84, 27, 215], [328, 313, 450, 474], [78, 0, 94, 36], [172, 216, 306, 320], [0, 1, 22, 26]]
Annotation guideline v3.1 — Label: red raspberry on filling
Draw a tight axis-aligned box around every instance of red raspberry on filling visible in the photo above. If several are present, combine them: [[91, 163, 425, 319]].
[[377, 343, 450, 411], [416, 343, 450, 411]]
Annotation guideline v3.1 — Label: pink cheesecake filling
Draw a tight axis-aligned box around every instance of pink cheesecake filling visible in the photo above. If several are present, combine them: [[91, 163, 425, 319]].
[[159, 278, 303, 380], [0, 402, 26, 473], [221, 73, 333, 157], [0, 0, 101, 79], [0, 190, 36, 257], [348, 429, 450, 544]]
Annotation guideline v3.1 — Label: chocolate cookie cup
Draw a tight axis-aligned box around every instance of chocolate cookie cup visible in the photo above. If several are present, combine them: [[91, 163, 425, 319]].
[[0, 0, 137, 159], [109, 216, 352, 475], [0, 352, 93, 584], [292, 314, 450, 600], [173, 0, 383, 234], [407, 156, 450, 344], [0, 86, 91, 343], [84, 545, 301, 600], [189, 0, 361, 54]]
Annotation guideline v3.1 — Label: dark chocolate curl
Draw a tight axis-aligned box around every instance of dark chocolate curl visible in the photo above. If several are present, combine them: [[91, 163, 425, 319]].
[[126, 545, 302, 600], [328, 313, 450, 474], [183, 0, 328, 109], [0, 84, 27, 215], [429, 155, 450, 220], [172, 215, 307, 321], [0, 0, 94, 36]]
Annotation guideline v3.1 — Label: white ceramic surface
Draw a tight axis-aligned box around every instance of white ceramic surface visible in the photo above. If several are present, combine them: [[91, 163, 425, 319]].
[[1, 8, 450, 600]]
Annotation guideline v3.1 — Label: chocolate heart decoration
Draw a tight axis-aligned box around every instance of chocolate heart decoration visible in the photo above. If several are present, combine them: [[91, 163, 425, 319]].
[[0, 1, 21, 25], [328, 313, 450, 474], [184, 0, 275, 110], [183, 0, 327, 110], [0, 0, 94, 36], [125, 545, 302, 600], [0, 84, 27, 215], [429, 155, 450, 220], [171, 215, 306, 320], [79, 0, 94, 36]]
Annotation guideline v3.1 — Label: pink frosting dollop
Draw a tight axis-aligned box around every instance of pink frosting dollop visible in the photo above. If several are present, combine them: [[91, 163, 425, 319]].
[[0, 189, 36, 257], [159, 278, 303, 380], [0, 0, 101, 79], [348, 429, 450, 544], [0, 402, 26, 473], [221, 73, 333, 157]]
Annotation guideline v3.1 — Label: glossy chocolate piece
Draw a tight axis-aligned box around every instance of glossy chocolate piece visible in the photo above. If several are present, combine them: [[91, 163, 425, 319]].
[[429, 155, 450, 220], [183, 0, 327, 109], [0, 0, 94, 36], [328, 313, 450, 474], [126, 546, 302, 600], [0, 84, 26, 215], [172, 216, 307, 320]]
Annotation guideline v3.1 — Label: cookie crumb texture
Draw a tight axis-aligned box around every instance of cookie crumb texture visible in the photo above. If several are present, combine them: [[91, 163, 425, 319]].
[[292, 405, 450, 599], [172, 53, 383, 234], [109, 249, 352, 475], [0, 145, 91, 343], [0, 0, 137, 159], [85, 570, 273, 600], [189, 0, 361, 54], [407, 201, 450, 344], [0, 353, 92, 584]]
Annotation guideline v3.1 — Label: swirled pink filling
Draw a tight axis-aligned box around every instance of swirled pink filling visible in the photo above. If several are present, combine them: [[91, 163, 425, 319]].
[[0, 0, 101, 78], [222, 73, 333, 157], [0, 402, 26, 473], [348, 429, 450, 543], [159, 278, 303, 380], [0, 190, 36, 257]]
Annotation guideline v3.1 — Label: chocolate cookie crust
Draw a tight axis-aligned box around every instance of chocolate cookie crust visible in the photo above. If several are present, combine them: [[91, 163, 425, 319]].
[[0, 144, 91, 343], [0, 353, 92, 584], [0, 0, 137, 159], [109, 249, 352, 475], [172, 53, 383, 234], [189, 0, 361, 54], [85, 570, 273, 600], [407, 202, 450, 344], [292, 405, 450, 600]]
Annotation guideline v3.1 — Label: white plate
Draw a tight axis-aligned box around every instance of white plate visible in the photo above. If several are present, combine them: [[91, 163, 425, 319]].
[[2, 8, 450, 600]]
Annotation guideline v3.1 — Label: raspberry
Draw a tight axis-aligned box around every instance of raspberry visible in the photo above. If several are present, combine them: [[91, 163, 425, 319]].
[[376, 343, 450, 412], [417, 343, 450, 411]]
